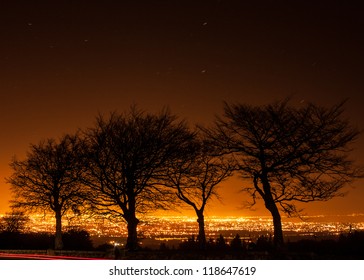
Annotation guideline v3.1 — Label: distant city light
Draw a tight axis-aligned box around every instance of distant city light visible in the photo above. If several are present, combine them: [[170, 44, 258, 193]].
[[1, 214, 363, 241]]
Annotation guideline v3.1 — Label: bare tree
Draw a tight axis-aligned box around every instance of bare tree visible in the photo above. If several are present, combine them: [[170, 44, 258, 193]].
[[7, 134, 86, 249], [0, 210, 29, 233], [83, 108, 194, 250], [168, 135, 233, 247], [206, 100, 362, 247]]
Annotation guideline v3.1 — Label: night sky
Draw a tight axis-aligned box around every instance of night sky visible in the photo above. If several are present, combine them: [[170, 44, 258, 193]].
[[1, 1, 363, 217]]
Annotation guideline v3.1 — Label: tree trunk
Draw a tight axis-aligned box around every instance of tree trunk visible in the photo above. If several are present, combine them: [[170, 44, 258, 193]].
[[54, 210, 63, 250], [126, 215, 139, 251], [125, 190, 140, 250], [265, 199, 284, 247], [261, 175, 284, 248], [196, 210, 206, 248]]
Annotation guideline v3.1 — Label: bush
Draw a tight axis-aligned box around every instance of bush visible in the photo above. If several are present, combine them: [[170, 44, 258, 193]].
[[0, 232, 53, 249], [62, 228, 93, 250]]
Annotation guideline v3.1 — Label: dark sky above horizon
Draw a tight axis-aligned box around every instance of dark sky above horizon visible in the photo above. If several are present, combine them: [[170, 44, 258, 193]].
[[1, 1, 363, 217]]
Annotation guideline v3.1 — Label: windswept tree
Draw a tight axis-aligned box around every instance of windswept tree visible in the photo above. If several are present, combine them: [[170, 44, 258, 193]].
[[168, 135, 233, 247], [83, 108, 194, 250], [206, 100, 362, 247], [7, 134, 86, 250]]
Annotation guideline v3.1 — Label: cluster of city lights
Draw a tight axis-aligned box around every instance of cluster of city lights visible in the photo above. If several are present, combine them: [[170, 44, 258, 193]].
[[2, 213, 363, 240]]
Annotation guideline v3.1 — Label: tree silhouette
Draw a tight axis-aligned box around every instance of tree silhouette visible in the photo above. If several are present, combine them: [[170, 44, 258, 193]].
[[0, 210, 29, 233], [83, 108, 194, 250], [230, 234, 243, 251], [206, 100, 362, 247], [7, 134, 86, 250], [168, 135, 233, 247]]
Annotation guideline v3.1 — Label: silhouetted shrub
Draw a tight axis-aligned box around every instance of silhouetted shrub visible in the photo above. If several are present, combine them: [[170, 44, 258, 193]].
[[96, 243, 114, 252], [337, 231, 364, 257], [230, 234, 243, 251], [62, 228, 93, 250], [0, 211, 29, 233], [285, 232, 364, 259], [159, 242, 169, 251], [255, 235, 273, 251], [0, 232, 53, 249], [178, 235, 199, 251], [216, 234, 227, 250]]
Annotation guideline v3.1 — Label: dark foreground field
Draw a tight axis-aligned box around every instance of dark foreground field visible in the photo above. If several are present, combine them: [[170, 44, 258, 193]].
[[1, 230, 364, 260]]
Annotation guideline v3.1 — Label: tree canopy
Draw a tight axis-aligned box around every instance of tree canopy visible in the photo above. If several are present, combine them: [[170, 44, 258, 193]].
[[83, 108, 195, 250], [167, 134, 233, 246], [206, 100, 362, 246], [7, 134, 86, 249]]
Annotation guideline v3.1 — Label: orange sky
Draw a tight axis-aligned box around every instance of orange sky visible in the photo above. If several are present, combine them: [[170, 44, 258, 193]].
[[0, 1, 363, 217]]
